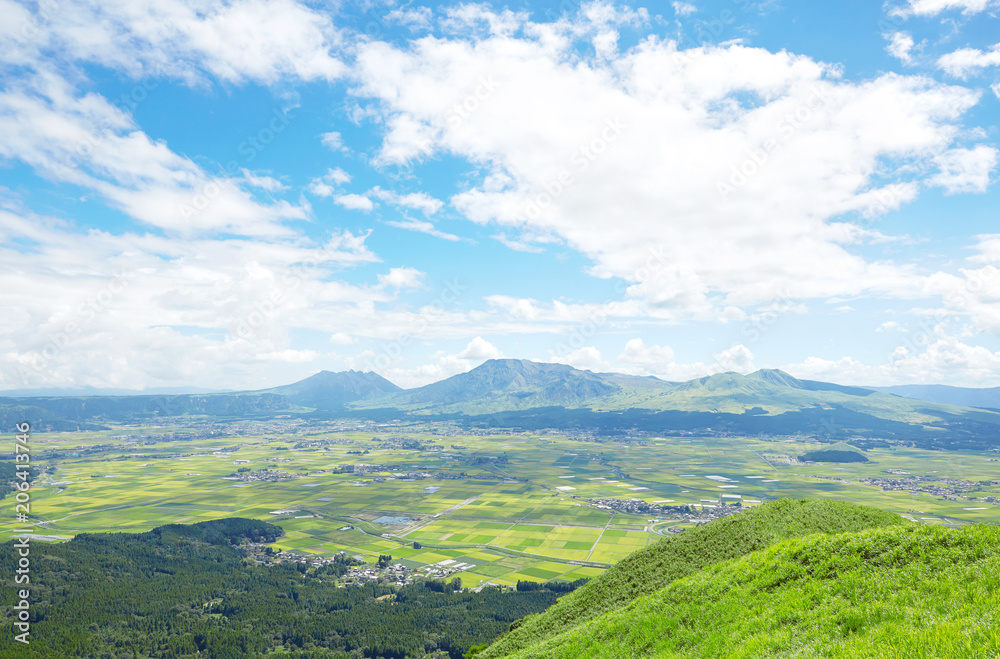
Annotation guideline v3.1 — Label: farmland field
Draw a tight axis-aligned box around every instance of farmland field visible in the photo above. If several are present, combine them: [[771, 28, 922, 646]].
[[6, 419, 1000, 587]]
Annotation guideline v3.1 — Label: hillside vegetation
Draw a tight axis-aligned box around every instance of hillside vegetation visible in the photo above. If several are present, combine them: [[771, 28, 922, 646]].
[[507, 523, 1000, 658], [478, 499, 903, 658], [0, 519, 567, 658]]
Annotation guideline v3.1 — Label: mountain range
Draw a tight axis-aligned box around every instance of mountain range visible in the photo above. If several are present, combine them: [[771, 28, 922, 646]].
[[3, 359, 1000, 449], [863, 383, 1000, 410]]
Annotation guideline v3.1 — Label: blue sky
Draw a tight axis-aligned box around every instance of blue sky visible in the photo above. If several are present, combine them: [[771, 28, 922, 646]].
[[1, 0, 999, 391]]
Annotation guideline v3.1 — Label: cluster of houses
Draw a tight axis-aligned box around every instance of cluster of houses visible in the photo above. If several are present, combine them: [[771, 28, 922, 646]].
[[224, 467, 299, 483], [590, 496, 748, 524], [860, 473, 999, 502], [241, 543, 476, 588]]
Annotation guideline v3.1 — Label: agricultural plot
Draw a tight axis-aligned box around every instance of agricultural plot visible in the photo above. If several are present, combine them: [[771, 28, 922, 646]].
[[5, 422, 998, 589]]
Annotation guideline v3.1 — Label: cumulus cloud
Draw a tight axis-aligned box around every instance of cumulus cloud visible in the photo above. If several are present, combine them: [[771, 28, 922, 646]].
[[372, 337, 503, 387], [329, 332, 356, 345], [930, 146, 998, 194], [937, 43, 1000, 79], [615, 338, 759, 381], [785, 326, 1000, 387], [377, 267, 426, 289], [458, 336, 504, 360], [671, 2, 698, 17], [384, 6, 434, 29], [618, 338, 676, 370], [3, 0, 345, 85], [552, 346, 611, 371], [320, 131, 346, 150], [333, 193, 375, 211], [884, 32, 916, 65], [352, 11, 993, 320], [713, 344, 756, 373], [0, 208, 383, 389], [890, 0, 999, 17], [307, 168, 352, 197]]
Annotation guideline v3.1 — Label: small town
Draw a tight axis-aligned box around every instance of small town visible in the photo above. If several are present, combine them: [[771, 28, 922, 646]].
[[860, 474, 1000, 502], [588, 497, 747, 524], [241, 543, 476, 589]]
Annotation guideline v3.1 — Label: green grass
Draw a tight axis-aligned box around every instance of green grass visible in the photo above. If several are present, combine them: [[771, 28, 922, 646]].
[[477, 499, 904, 658], [509, 522, 1000, 658]]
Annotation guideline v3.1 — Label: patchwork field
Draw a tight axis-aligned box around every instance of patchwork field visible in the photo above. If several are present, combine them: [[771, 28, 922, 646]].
[[5, 420, 999, 586]]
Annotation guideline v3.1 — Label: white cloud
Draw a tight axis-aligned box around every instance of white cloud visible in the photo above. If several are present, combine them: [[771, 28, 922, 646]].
[[334, 193, 375, 212], [490, 229, 562, 253], [329, 332, 356, 345], [786, 327, 1000, 387], [5, 0, 345, 85], [458, 336, 503, 360], [485, 296, 643, 325], [242, 170, 286, 191], [713, 344, 755, 373], [552, 346, 611, 371], [890, 0, 999, 17], [485, 295, 544, 321], [616, 338, 757, 380], [884, 32, 916, 65], [877, 321, 903, 332], [440, 4, 530, 37], [385, 6, 433, 29], [672, 2, 698, 16], [370, 187, 444, 214], [326, 168, 352, 184], [320, 131, 346, 150], [385, 218, 462, 241], [0, 71, 307, 238], [0, 208, 383, 390], [491, 233, 545, 253], [377, 267, 426, 289], [307, 168, 352, 197], [308, 180, 336, 197], [373, 337, 503, 388], [970, 233, 1000, 262], [352, 19, 991, 320], [930, 146, 998, 194], [618, 338, 676, 370], [937, 43, 1000, 79]]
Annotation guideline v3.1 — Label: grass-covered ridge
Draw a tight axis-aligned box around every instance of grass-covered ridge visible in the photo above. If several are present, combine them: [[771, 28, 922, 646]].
[[478, 499, 903, 658], [509, 523, 1000, 658]]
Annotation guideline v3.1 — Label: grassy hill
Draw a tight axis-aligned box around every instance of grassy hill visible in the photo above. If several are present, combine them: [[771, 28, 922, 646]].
[[477, 499, 903, 658], [800, 441, 871, 463], [504, 522, 1000, 658]]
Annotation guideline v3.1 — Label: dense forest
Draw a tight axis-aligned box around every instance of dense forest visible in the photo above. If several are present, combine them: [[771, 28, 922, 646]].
[[0, 518, 577, 658]]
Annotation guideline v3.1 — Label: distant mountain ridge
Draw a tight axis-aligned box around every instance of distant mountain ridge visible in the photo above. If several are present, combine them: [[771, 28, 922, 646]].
[[863, 383, 1000, 410], [4, 359, 1000, 449], [258, 370, 401, 408], [367, 359, 658, 412]]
